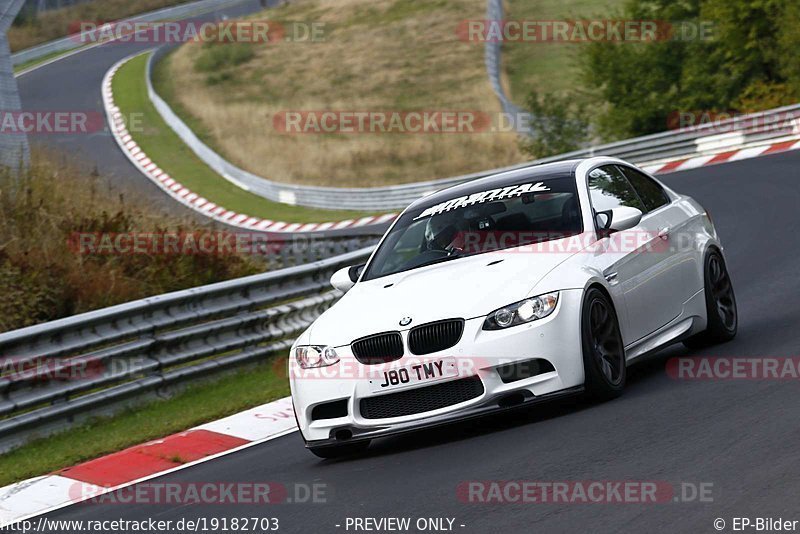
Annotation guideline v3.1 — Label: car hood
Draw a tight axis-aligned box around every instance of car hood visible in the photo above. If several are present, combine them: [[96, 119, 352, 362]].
[[308, 248, 577, 347]]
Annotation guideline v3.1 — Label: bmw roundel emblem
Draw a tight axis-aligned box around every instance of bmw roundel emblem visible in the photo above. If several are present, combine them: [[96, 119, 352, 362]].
[[399, 317, 412, 326]]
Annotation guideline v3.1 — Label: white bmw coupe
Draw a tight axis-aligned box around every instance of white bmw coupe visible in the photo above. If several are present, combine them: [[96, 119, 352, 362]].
[[290, 157, 737, 458]]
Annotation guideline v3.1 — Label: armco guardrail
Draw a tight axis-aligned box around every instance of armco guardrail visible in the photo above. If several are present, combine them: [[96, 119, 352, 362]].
[[10, 0, 251, 67], [245, 234, 378, 268], [0, 246, 373, 452], [485, 0, 531, 136]]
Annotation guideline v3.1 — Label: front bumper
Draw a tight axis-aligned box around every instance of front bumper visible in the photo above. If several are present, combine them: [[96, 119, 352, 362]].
[[304, 385, 585, 449], [290, 288, 586, 445]]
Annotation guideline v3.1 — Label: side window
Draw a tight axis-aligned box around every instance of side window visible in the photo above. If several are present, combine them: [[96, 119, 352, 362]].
[[587, 165, 646, 215], [617, 165, 670, 212]]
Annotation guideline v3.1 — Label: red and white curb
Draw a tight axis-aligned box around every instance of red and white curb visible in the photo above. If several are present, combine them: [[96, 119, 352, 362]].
[[102, 54, 397, 233], [0, 397, 297, 527], [642, 136, 800, 175]]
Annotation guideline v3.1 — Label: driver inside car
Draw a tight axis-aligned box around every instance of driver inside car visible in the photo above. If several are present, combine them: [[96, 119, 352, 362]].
[[423, 212, 467, 253]]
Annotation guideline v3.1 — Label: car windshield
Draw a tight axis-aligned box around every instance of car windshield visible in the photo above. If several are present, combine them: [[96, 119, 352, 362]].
[[362, 176, 582, 280]]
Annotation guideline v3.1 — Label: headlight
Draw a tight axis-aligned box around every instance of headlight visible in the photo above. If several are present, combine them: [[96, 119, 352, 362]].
[[295, 345, 340, 368], [482, 292, 559, 330]]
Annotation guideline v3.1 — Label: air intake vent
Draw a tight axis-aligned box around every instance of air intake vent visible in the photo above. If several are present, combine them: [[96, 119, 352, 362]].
[[311, 399, 349, 421], [360, 376, 484, 419], [496, 359, 556, 383], [408, 319, 464, 355], [351, 332, 403, 364]]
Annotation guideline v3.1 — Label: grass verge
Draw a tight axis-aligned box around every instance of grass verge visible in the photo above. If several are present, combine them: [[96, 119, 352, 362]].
[[0, 360, 290, 487], [157, 0, 525, 187], [112, 52, 375, 223]]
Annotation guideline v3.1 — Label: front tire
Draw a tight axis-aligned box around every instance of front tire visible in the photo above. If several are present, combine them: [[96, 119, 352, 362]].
[[581, 288, 626, 400], [308, 440, 370, 459], [684, 250, 737, 349]]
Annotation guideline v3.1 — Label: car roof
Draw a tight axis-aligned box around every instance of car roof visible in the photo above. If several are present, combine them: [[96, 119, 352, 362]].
[[407, 159, 583, 211]]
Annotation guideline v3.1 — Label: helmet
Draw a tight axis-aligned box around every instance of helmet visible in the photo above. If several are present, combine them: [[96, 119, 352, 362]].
[[424, 213, 460, 251]]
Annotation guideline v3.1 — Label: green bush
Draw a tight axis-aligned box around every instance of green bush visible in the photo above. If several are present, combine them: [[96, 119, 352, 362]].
[[195, 43, 256, 74], [525, 0, 800, 141], [518, 90, 591, 158]]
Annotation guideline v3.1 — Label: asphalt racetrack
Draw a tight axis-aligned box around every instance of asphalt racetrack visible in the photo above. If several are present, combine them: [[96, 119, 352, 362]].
[[16, 1, 800, 531], [38, 149, 800, 532]]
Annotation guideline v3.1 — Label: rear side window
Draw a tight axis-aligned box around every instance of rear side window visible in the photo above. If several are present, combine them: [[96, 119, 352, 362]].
[[617, 165, 670, 212], [587, 165, 645, 213]]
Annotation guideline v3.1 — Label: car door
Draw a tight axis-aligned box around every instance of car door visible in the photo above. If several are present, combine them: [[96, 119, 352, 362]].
[[617, 164, 699, 317], [586, 165, 679, 344]]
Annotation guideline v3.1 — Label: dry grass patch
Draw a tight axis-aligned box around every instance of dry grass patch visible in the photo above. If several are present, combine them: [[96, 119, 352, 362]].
[[160, 0, 525, 187], [0, 149, 262, 333]]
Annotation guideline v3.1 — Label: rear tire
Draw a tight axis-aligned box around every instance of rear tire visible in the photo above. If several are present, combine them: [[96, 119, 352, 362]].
[[683, 250, 737, 349], [308, 440, 370, 459], [581, 288, 626, 400]]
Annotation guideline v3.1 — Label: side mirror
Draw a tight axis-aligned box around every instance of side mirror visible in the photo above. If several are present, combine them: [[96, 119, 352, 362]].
[[596, 206, 642, 234], [330, 264, 364, 293]]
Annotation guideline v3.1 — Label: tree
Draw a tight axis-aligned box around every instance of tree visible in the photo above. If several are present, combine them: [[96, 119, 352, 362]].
[[518, 90, 590, 158], [572, 0, 799, 140]]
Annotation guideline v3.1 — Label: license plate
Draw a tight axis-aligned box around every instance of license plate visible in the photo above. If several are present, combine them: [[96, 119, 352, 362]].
[[368, 358, 458, 393]]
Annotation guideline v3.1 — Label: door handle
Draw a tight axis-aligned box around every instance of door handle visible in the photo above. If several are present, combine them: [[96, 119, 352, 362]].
[[605, 272, 619, 284], [657, 227, 670, 240]]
